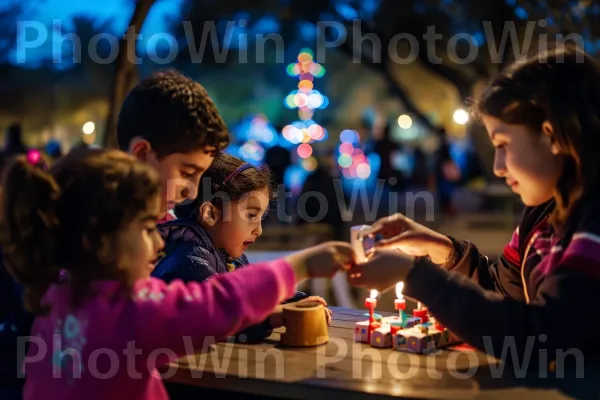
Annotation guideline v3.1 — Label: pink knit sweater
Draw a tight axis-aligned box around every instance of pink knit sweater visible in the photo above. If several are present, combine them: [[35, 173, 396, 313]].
[[22, 258, 295, 399]]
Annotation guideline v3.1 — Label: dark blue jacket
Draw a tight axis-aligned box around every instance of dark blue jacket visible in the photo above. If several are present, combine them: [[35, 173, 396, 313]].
[[152, 218, 308, 342]]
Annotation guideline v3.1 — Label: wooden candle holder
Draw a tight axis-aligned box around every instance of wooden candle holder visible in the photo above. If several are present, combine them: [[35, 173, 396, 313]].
[[280, 301, 329, 347]]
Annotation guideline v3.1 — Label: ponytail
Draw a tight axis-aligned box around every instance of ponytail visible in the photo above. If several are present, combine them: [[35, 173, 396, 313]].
[[0, 156, 61, 315]]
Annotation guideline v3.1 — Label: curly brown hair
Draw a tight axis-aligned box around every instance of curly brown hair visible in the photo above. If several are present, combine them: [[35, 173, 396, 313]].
[[117, 69, 231, 158], [0, 149, 162, 315]]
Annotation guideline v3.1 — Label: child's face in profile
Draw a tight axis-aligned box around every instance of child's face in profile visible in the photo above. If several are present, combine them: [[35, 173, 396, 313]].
[[482, 114, 562, 206], [210, 189, 270, 259], [146, 147, 216, 215], [116, 195, 165, 282]]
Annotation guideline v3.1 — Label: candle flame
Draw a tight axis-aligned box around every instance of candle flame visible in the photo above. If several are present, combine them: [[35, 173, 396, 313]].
[[395, 282, 404, 299], [369, 289, 378, 299]]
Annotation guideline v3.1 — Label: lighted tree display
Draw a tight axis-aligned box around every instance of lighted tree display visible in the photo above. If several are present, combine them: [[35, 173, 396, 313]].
[[282, 48, 329, 172]]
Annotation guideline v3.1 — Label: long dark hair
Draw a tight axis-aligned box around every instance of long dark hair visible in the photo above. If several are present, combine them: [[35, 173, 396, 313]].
[[475, 45, 600, 233], [0, 149, 161, 314]]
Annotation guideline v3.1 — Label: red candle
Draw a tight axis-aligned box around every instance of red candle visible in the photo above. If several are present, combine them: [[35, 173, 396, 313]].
[[394, 298, 406, 310], [395, 282, 406, 322], [413, 307, 429, 323], [365, 297, 377, 309], [365, 289, 378, 342]]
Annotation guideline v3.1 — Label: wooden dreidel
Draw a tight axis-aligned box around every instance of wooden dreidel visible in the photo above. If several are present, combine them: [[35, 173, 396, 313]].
[[394, 327, 429, 354], [280, 301, 329, 347], [355, 311, 381, 344], [354, 320, 370, 343]]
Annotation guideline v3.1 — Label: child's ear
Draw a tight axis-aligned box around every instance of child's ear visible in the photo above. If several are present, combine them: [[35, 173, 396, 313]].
[[129, 137, 152, 161], [199, 202, 222, 227], [542, 121, 560, 155]]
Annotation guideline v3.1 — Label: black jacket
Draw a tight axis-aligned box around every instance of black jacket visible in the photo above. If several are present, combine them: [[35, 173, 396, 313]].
[[405, 200, 600, 369]]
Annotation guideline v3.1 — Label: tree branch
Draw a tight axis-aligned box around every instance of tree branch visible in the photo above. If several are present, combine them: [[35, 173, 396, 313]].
[[329, 21, 436, 131], [103, 0, 156, 148]]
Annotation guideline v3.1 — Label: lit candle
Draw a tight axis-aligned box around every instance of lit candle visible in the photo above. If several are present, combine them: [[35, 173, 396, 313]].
[[394, 282, 406, 312], [365, 289, 378, 342], [394, 282, 407, 327]]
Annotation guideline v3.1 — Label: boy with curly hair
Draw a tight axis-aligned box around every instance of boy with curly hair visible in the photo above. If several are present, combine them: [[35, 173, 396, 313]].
[[117, 70, 230, 223]]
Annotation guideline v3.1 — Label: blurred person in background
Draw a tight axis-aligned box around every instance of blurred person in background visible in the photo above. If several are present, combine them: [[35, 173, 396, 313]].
[[4, 124, 27, 157], [298, 148, 347, 241]]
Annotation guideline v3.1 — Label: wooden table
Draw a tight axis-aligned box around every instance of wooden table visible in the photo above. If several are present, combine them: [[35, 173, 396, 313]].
[[163, 307, 597, 399]]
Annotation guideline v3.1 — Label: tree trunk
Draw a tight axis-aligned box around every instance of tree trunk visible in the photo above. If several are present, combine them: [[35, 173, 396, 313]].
[[103, 0, 156, 148]]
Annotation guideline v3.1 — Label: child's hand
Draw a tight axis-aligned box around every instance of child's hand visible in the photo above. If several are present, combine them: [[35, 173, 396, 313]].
[[269, 296, 333, 327], [285, 241, 356, 282], [359, 213, 453, 265], [296, 296, 333, 325], [347, 249, 417, 292]]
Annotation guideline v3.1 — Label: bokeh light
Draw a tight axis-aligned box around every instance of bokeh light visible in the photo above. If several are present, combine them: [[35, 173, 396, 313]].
[[338, 154, 352, 168], [397, 114, 412, 129], [307, 91, 324, 108], [356, 163, 371, 179], [26, 149, 41, 165], [298, 80, 313, 91], [340, 129, 358, 143], [339, 142, 354, 155], [302, 156, 318, 171], [297, 143, 313, 158], [82, 121, 95, 135], [307, 124, 324, 140], [239, 140, 265, 162], [293, 92, 308, 108], [453, 109, 469, 125]]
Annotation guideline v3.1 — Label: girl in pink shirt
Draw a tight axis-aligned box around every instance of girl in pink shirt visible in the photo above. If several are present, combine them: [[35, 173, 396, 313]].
[[0, 149, 354, 400]]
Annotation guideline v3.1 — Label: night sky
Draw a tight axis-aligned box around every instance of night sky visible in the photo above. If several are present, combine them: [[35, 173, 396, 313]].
[[16, 0, 183, 65]]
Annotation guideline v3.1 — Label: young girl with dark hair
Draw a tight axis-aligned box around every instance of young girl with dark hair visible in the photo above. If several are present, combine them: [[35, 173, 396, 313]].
[[349, 45, 600, 366], [1, 149, 353, 399], [153, 153, 331, 342]]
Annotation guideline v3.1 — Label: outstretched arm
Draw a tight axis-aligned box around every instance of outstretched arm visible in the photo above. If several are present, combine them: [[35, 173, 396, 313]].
[[133, 258, 296, 355], [405, 232, 600, 365]]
